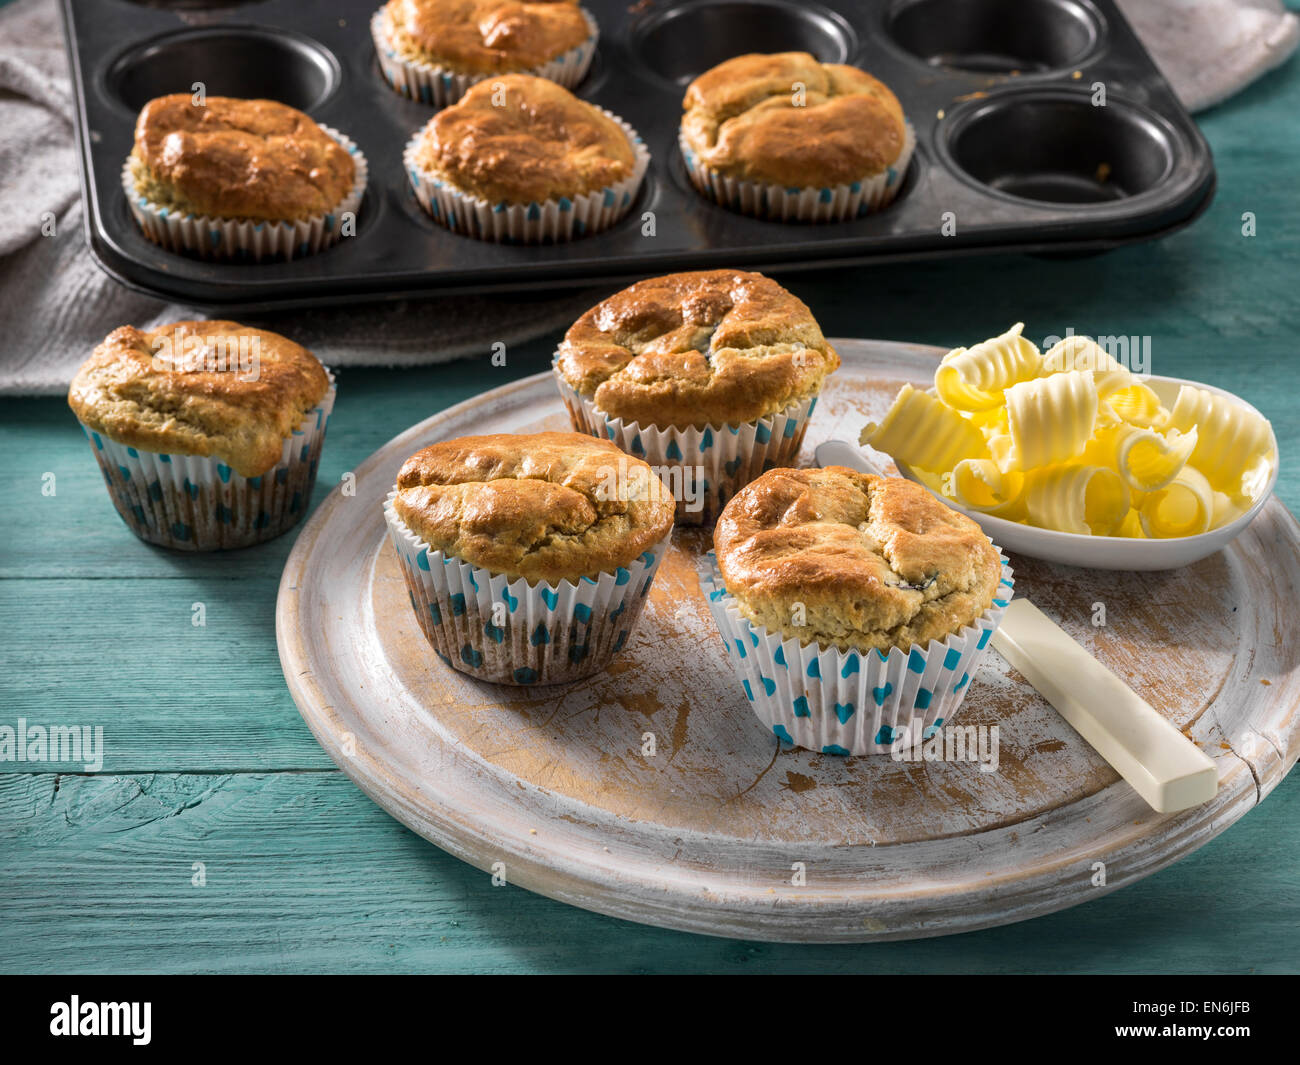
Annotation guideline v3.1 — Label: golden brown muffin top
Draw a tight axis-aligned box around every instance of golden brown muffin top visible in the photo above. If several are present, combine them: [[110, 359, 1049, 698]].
[[714, 467, 1001, 652], [393, 431, 675, 583], [383, 0, 590, 74], [412, 74, 635, 203], [131, 94, 356, 222], [68, 321, 331, 478], [555, 270, 839, 428], [681, 52, 905, 187]]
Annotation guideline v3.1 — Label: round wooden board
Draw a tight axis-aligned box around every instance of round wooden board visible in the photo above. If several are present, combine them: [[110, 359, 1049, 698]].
[[276, 340, 1300, 942]]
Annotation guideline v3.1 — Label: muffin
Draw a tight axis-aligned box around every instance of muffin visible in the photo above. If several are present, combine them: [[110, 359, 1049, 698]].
[[383, 431, 675, 684], [123, 94, 366, 260], [704, 467, 1012, 754], [553, 269, 839, 524], [373, 0, 598, 106], [68, 321, 335, 551], [404, 74, 648, 242], [680, 52, 913, 222]]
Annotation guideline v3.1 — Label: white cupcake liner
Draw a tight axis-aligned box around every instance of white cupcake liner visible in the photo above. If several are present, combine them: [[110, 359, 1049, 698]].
[[372, 5, 599, 106], [384, 493, 668, 685], [123, 127, 368, 261], [554, 372, 817, 525], [680, 121, 915, 223], [701, 549, 1013, 755], [77, 375, 336, 551], [404, 110, 649, 243]]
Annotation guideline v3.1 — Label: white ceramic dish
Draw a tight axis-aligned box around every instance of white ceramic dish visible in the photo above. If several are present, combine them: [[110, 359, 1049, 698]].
[[852, 374, 1278, 571]]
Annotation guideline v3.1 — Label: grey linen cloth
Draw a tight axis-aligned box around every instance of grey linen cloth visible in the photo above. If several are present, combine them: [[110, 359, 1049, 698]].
[[1119, 0, 1299, 112], [0, 0, 1296, 394]]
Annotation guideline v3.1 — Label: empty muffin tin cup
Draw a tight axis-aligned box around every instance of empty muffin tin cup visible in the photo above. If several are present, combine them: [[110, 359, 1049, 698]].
[[77, 374, 336, 551], [944, 91, 1177, 205], [554, 372, 818, 526], [404, 109, 649, 243], [383, 492, 668, 685], [105, 26, 342, 113], [371, 5, 599, 106], [680, 121, 915, 222], [628, 0, 855, 85], [884, 0, 1102, 74], [702, 549, 1014, 755], [122, 127, 368, 261]]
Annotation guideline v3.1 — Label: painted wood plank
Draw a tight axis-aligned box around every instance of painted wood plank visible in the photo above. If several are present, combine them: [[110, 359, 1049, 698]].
[[1, 770, 1296, 973], [0, 50, 1297, 966], [0, 577, 333, 772]]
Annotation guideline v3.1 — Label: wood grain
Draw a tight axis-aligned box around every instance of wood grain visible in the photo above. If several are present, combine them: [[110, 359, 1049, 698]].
[[2, 769, 1296, 973], [0, 577, 335, 772], [277, 342, 1300, 942]]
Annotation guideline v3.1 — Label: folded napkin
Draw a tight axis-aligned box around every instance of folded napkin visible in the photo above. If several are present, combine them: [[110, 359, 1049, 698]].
[[1118, 0, 1299, 111], [0, 0, 1295, 394]]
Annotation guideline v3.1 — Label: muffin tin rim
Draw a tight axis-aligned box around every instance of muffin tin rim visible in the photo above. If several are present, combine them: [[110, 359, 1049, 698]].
[[873, 0, 1112, 79], [622, 0, 860, 91], [98, 22, 345, 119]]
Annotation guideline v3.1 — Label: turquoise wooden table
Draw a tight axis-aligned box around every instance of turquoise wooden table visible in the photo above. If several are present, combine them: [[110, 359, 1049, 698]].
[[3, 55, 1299, 973]]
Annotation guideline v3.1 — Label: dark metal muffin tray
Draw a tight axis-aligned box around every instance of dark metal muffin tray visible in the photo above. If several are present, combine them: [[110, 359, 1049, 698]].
[[62, 0, 1216, 310]]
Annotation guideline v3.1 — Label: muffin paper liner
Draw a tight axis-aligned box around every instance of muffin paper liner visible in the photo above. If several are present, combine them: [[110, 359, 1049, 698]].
[[404, 111, 649, 244], [554, 372, 817, 525], [77, 375, 336, 551], [384, 493, 668, 685], [372, 5, 599, 106], [122, 128, 368, 261], [701, 550, 1014, 755], [680, 121, 915, 223]]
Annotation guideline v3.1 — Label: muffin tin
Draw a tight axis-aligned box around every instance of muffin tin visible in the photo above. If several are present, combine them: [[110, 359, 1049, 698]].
[[62, 0, 1215, 310]]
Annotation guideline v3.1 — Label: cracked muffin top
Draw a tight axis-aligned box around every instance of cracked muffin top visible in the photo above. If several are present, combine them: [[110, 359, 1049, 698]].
[[68, 321, 331, 478], [411, 74, 635, 204], [554, 269, 839, 428], [681, 52, 905, 187], [714, 467, 1001, 652], [392, 431, 675, 583], [129, 94, 356, 222], [381, 0, 591, 74]]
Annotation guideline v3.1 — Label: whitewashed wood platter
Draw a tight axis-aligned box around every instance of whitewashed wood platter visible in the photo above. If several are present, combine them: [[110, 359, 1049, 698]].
[[276, 340, 1300, 942]]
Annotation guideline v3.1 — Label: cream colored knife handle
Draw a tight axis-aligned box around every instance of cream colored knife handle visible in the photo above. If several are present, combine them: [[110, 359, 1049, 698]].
[[991, 599, 1218, 813]]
